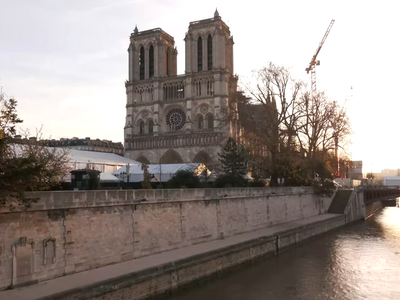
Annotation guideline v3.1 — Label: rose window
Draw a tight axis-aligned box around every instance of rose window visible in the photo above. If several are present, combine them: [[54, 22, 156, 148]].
[[200, 105, 208, 114], [166, 108, 186, 130]]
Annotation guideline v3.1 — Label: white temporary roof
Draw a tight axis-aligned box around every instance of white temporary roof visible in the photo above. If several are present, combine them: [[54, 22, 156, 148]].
[[100, 173, 120, 182], [67, 148, 139, 166], [383, 176, 400, 186], [113, 163, 204, 182], [11, 143, 139, 167], [11, 144, 140, 183], [64, 172, 120, 183]]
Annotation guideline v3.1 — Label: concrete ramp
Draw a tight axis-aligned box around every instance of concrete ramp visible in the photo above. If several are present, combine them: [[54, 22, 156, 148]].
[[328, 189, 354, 214]]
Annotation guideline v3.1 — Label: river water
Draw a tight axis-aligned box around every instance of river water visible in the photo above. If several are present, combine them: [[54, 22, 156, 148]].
[[166, 207, 400, 300]]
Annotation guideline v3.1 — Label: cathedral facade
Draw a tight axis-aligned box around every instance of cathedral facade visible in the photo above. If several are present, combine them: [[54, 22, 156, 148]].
[[124, 10, 239, 167]]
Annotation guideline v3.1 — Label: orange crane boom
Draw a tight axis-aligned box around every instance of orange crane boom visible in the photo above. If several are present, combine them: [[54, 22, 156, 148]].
[[306, 19, 335, 94]]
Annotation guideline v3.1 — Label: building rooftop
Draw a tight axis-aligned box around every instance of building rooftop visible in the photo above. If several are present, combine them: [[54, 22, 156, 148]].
[[11, 143, 137, 167], [11, 136, 124, 152]]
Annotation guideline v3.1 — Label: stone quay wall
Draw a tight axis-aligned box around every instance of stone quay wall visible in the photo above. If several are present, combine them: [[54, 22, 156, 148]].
[[89, 215, 346, 300], [0, 187, 332, 290]]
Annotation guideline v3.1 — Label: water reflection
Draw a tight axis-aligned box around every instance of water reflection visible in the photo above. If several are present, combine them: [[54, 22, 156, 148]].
[[378, 207, 400, 242], [165, 208, 400, 300], [328, 208, 400, 300]]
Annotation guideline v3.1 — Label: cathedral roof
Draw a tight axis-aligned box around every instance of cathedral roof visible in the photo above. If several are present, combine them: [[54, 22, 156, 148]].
[[188, 10, 229, 34], [130, 27, 175, 44], [238, 103, 265, 133]]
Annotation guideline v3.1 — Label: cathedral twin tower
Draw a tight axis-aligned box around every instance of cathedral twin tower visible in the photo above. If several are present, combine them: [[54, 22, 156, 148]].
[[124, 10, 238, 167]]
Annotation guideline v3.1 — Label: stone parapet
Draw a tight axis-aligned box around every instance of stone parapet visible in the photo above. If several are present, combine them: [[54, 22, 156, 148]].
[[10, 187, 315, 212], [125, 132, 224, 151]]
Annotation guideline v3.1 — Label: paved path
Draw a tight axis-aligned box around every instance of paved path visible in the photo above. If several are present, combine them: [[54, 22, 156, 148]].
[[0, 214, 342, 300]]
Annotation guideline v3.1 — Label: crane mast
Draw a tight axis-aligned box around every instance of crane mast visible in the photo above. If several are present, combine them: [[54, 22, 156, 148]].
[[306, 19, 335, 95], [305, 19, 337, 176]]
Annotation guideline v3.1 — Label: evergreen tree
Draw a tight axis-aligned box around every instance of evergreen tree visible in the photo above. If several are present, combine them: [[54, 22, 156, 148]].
[[167, 169, 200, 189], [217, 138, 248, 187]]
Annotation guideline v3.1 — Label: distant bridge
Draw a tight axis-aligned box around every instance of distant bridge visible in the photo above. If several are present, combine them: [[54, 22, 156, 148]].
[[359, 186, 400, 205], [328, 186, 398, 220]]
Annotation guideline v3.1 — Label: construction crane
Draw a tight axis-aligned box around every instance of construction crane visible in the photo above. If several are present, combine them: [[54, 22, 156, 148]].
[[306, 19, 335, 95], [305, 19, 338, 177]]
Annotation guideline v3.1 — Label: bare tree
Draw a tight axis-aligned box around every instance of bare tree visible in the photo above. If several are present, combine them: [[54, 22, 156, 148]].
[[241, 62, 303, 186], [296, 91, 333, 159], [295, 91, 352, 177], [17, 128, 71, 191], [1, 93, 70, 209], [238, 62, 352, 186]]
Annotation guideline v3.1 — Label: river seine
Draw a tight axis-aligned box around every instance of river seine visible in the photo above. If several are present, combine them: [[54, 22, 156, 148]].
[[165, 207, 400, 300]]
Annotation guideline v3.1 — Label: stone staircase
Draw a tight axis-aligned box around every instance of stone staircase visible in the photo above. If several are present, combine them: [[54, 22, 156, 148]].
[[328, 189, 354, 214]]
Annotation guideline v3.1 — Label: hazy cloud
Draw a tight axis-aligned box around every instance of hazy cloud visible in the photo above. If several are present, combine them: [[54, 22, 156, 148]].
[[1, 0, 399, 170]]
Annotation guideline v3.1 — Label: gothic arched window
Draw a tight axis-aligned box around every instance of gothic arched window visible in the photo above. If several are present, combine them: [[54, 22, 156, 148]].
[[195, 80, 202, 97], [207, 114, 214, 130], [206, 78, 213, 95], [197, 37, 203, 71], [198, 115, 204, 130], [149, 45, 154, 78], [149, 120, 154, 133], [139, 121, 145, 134], [207, 35, 212, 70], [139, 46, 145, 80]]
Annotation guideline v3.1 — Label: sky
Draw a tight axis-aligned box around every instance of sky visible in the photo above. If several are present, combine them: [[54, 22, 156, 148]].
[[0, 0, 399, 172]]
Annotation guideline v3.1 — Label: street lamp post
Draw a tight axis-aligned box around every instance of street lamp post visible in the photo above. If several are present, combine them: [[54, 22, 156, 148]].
[[126, 163, 130, 187], [118, 172, 127, 189]]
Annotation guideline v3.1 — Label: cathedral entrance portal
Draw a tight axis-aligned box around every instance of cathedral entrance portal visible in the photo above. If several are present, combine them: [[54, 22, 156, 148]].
[[159, 149, 184, 164], [193, 151, 215, 170], [136, 156, 150, 164]]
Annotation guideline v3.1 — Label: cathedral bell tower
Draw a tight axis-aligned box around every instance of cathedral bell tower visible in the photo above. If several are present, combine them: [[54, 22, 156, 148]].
[[124, 11, 238, 166], [184, 9, 234, 75], [128, 26, 177, 80], [183, 9, 238, 142], [124, 27, 178, 145]]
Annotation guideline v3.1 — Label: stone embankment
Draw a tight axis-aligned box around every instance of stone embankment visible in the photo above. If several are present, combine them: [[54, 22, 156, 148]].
[[0, 213, 346, 300], [0, 186, 364, 300]]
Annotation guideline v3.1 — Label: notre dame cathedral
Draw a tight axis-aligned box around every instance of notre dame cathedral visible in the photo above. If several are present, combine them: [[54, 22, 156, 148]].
[[124, 10, 239, 167]]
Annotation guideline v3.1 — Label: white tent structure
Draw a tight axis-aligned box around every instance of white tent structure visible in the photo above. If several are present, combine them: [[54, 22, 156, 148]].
[[383, 176, 400, 188], [11, 144, 139, 173], [66, 149, 140, 182], [99, 173, 120, 183], [66, 149, 140, 173], [112, 163, 208, 183], [11, 144, 140, 183]]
